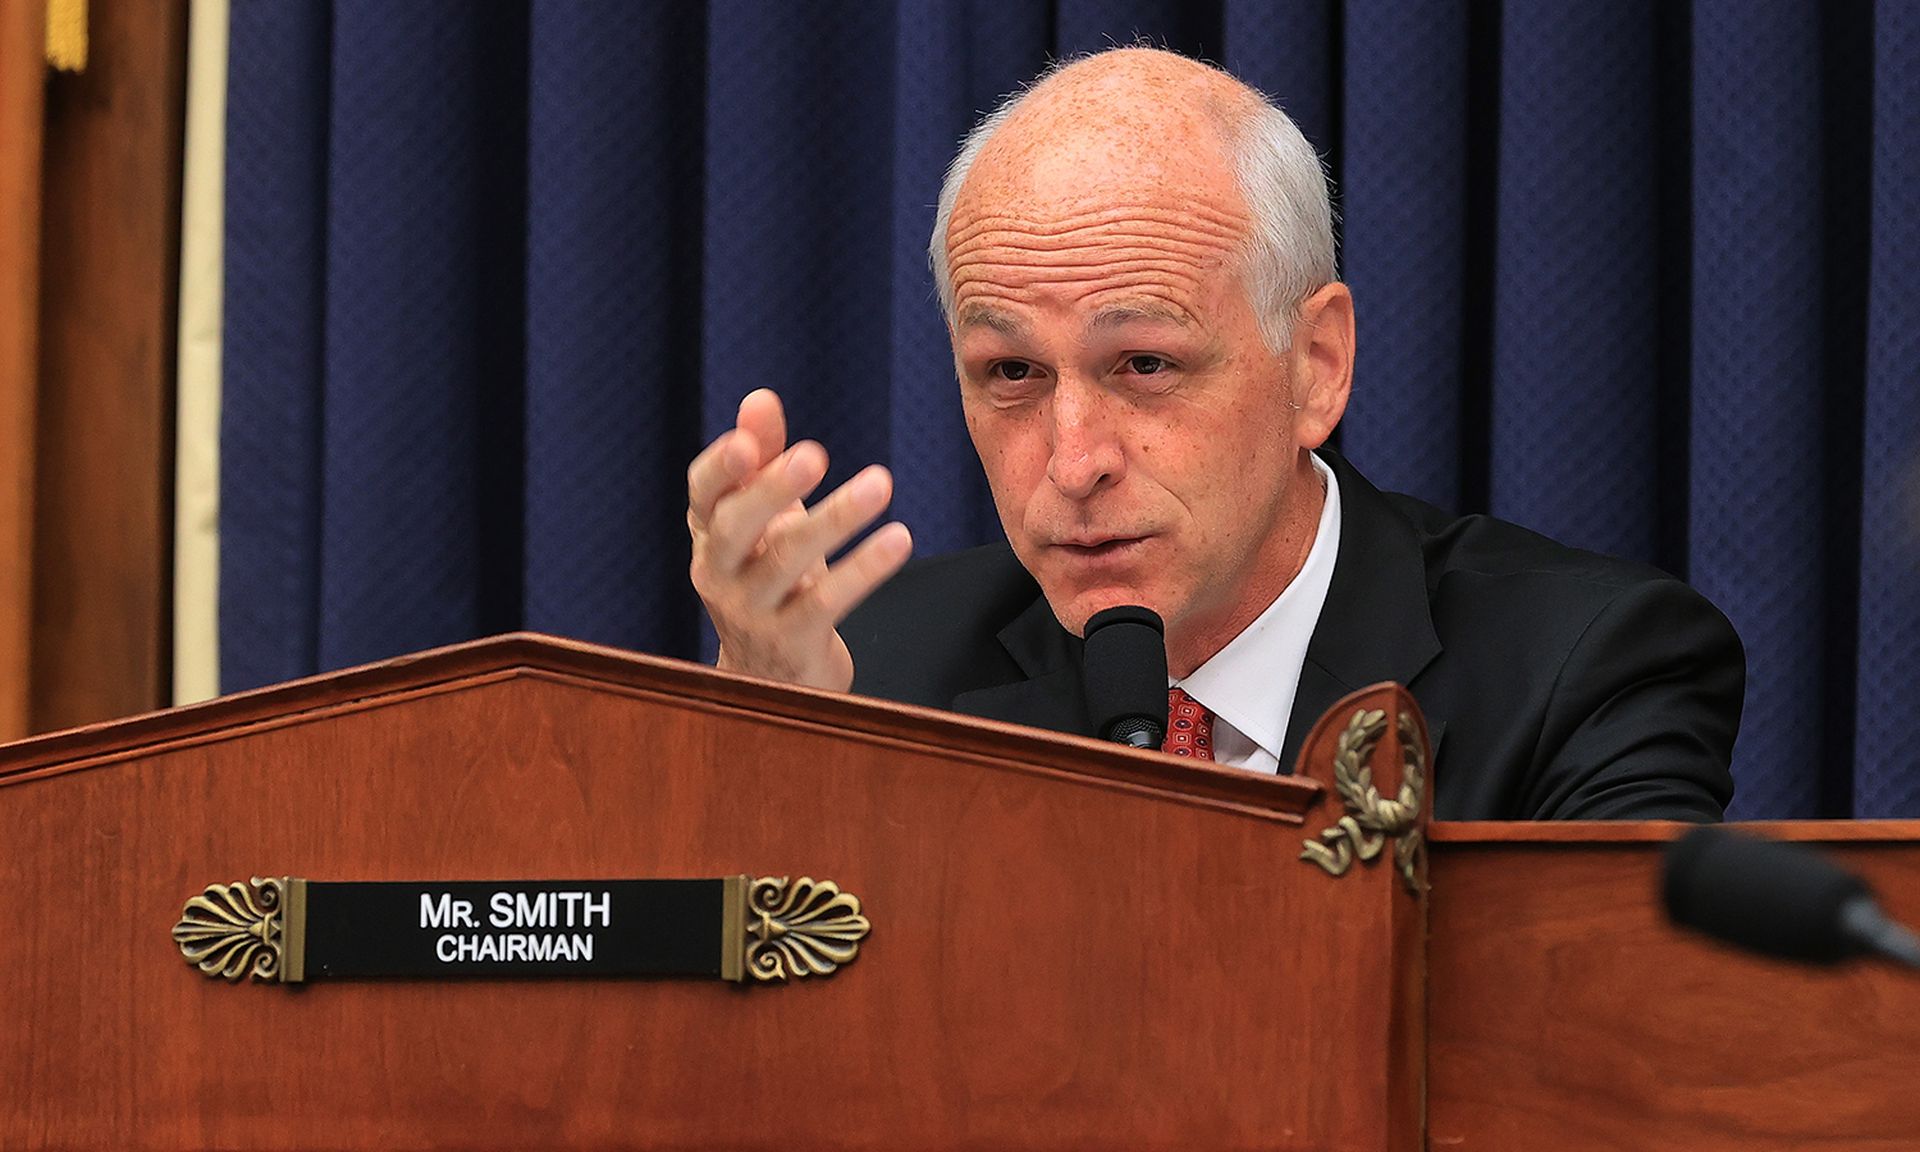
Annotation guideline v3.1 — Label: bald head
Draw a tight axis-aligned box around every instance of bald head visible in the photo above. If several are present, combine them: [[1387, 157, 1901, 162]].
[[929, 47, 1334, 351], [974, 47, 1258, 190]]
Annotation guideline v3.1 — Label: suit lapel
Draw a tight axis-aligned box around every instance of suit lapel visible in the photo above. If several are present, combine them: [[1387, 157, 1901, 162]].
[[1279, 452, 1447, 774], [950, 594, 1095, 736]]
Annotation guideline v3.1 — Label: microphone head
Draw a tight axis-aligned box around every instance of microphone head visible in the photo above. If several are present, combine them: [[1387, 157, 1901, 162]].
[[1662, 826, 1872, 965], [1082, 606, 1168, 747]]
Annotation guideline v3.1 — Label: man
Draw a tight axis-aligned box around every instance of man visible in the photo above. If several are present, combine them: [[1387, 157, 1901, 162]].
[[686, 48, 1741, 820]]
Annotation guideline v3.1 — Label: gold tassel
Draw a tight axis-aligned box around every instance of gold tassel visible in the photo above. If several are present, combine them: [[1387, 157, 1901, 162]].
[[45, 0, 88, 73]]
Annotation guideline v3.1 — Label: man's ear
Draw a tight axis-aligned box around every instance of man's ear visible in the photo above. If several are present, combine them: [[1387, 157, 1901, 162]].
[[1289, 282, 1355, 451]]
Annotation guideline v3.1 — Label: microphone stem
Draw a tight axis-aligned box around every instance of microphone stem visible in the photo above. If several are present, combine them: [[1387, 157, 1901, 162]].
[[1839, 897, 1920, 969]]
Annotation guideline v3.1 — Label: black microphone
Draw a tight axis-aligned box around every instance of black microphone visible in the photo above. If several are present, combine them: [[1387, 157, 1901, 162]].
[[1662, 826, 1920, 969], [1082, 605, 1168, 749]]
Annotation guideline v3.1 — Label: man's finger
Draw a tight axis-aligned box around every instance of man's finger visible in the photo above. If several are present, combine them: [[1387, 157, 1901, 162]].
[[703, 441, 830, 572], [686, 428, 763, 527], [749, 465, 896, 602], [795, 520, 914, 625], [735, 389, 788, 469]]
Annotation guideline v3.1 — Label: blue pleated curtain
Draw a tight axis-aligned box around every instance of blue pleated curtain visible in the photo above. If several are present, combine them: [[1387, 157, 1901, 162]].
[[220, 1, 1920, 819]]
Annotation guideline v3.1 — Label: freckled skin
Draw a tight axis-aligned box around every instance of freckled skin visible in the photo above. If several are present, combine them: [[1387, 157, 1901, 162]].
[[946, 49, 1354, 677]]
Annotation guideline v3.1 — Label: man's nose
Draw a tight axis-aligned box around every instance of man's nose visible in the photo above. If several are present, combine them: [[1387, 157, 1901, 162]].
[[1046, 380, 1125, 499]]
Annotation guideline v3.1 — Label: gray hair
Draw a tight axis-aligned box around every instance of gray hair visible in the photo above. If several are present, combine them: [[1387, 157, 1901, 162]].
[[927, 56, 1336, 352]]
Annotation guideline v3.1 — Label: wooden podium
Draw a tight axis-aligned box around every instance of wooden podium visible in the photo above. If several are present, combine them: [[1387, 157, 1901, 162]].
[[0, 633, 1915, 1150]]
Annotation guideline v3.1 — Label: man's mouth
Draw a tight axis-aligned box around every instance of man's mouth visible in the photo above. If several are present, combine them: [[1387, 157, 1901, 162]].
[[1056, 536, 1147, 558]]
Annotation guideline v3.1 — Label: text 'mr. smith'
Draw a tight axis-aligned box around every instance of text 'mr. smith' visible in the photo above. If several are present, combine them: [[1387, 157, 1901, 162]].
[[420, 889, 610, 964]]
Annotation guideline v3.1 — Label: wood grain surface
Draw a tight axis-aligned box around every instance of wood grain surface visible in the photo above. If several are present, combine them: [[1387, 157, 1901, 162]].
[[29, 0, 188, 733], [0, 635, 1424, 1152], [1428, 833, 1920, 1150], [0, 0, 47, 743]]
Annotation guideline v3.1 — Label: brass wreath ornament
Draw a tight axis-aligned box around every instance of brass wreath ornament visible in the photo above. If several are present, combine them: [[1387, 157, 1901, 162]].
[[1300, 709, 1426, 892]]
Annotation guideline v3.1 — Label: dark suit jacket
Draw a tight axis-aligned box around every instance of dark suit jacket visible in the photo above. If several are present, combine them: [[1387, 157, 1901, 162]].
[[843, 452, 1743, 821]]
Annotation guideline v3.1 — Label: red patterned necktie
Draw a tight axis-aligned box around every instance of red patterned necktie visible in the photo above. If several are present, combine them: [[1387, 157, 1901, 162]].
[[1162, 687, 1215, 760]]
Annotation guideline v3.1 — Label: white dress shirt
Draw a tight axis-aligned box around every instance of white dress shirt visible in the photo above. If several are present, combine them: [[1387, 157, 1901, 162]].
[[1171, 453, 1342, 774]]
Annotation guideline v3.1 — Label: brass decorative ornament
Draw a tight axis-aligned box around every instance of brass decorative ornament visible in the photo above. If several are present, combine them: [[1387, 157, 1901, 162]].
[[1300, 708, 1427, 892], [172, 877, 307, 983], [743, 876, 872, 982]]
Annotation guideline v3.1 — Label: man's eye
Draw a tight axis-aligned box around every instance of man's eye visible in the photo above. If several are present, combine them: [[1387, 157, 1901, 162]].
[[991, 361, 1032, 382], [1125, 354, 1169, 375]]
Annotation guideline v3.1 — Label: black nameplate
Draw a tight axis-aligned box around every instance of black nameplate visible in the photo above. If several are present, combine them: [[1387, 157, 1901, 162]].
[[303, 880, 723, 979]]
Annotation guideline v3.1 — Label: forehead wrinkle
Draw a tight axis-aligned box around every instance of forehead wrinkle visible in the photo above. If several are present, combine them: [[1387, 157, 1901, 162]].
[[947, 202, 1249, 247], [945, 201, 1255, 321], [949, 251, 1237, 299], [948, 229, 1242, 268], [954, 254, 1222, 281], [949, 212, 1245, 300], [945, 205, 1251, 274], [951, 251, 1219, 306], [952, 267, 1210, 314], [952, 278, 1206, 333]]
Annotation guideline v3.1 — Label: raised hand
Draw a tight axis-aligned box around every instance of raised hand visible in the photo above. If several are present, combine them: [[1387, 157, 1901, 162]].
[[687, 389, 913, 691]]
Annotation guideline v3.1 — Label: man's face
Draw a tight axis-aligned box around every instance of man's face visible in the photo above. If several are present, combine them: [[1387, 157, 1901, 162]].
[[945, 122, 1338, 672]]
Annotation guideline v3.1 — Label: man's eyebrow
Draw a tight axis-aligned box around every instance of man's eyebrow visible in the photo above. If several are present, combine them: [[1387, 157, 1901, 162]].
[[956, 305, 1030, 338], [1086, 301, 1194, 333]]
